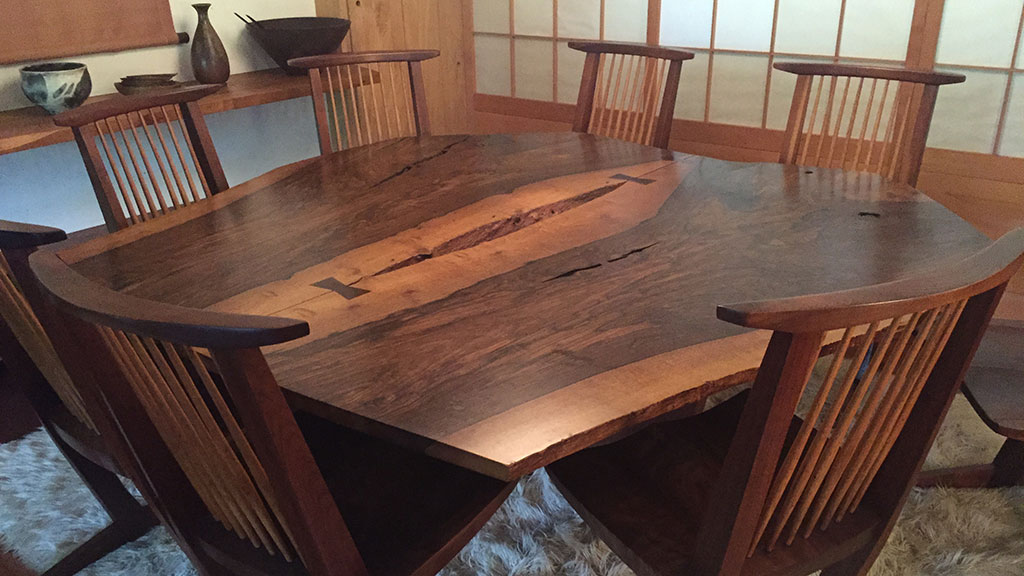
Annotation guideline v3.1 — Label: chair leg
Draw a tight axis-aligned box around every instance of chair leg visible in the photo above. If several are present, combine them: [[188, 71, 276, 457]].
[[40, 506, 155, 576], [44, 422, 142, 521], [36, 424, 158, 575], [989, 438, 1024, 487]]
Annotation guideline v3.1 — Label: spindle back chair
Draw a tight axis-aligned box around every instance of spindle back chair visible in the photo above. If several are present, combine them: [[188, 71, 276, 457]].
[[549, 228, 1024, 576], [0, 220, 154, 576], [775, 63, 964, 187], [30, 248, 513, 576], [289, 51, 440, 156], [570, 41, 694, 149], [54, 85, 229, 232]]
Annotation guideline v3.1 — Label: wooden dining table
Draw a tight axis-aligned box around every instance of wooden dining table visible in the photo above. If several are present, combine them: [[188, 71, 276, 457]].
[[51, 132, 990, 481]]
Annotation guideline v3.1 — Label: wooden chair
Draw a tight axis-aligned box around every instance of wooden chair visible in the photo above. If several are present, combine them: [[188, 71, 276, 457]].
[[918, 319, 1024, 488], [569, 41, 694, 149], [29, 248, 514, 576], [0, 220, 154, 576], [289, 51, 440, 156], [775, 63, 964, 187], [548, 228, 1024, 576], [54, 85, 229, 232]]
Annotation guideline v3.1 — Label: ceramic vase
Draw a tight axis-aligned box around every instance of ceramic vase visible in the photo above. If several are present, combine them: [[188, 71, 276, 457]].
[[191, 3, 230, 84]]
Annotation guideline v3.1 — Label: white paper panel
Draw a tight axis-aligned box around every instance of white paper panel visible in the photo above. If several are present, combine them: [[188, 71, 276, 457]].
[[999, 74, 1024, 157], [936, 0, 1023, 67], [475, 0, 511, 33], [710, 54, 769, 126], [558, 0, 601, 38], [515, 38, 554, 100], [766, 66, 798, 129], [775, 0, 842, 56], [674, 51, 710, 120], [839, 0, 914, 61], [475, 35, 512, 96], [557, 41, 587, 103], [660, 0, 714, 48], [604, 0, 649, 42], [715, 0, 774, 51], [928, 69, 1007, 153], [1019, 28, 1024, 66], [515, 0, 554, 36]]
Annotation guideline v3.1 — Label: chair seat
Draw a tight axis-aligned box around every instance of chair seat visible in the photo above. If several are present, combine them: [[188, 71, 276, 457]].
[[197, 411, 513, 576], [547, 391, 882, 576], [962, 320, 1024, 440]]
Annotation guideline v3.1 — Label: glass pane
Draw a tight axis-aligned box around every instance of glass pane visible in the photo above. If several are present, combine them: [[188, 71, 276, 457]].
[[475, 0, 510, 33], [839, 0, 914, 61], [515, 38, 554, 100], [674, 51, 710, 120], [558, 41, 587, 103], [936, 0, 1023, 68], [515, 0, 553, 36], [716, 0, 774, 51], [709, 53, 768, 126], [604, 0, 649, 42], [559, 0, 601, 38], [476, 35, 512, 96], [660, 0, 714, 48], [928, 68, 1007, 153], [999, 73, 1024, 157], [775, 0, 842, 56]]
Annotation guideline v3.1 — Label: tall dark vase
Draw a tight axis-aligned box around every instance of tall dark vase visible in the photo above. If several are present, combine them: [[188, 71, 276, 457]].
[[191, 3, 230, 84]]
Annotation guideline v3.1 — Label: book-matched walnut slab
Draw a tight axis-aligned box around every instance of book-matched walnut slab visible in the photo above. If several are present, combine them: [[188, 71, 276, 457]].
[[54, 133, 990, 480]]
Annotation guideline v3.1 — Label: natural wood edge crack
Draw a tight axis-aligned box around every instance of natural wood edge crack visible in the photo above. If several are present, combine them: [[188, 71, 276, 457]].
[[545, 242, 660, 282], [371, 180, 628, 277], [369, 136, 470, 189]]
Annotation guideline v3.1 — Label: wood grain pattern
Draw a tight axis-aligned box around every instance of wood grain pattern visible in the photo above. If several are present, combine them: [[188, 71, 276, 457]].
[[53, 133, 991, 480]]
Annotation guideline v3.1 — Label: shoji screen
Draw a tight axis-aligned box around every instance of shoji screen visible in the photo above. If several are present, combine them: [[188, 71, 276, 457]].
[[474, 0, 648, 102], [929, 0, 1024, 157], [659, 0, 916, 128]]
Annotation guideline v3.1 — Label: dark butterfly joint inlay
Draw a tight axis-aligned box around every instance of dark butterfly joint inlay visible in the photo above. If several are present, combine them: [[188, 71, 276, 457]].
[[610, 173, 656, 185], [313, 277, 370, 300]]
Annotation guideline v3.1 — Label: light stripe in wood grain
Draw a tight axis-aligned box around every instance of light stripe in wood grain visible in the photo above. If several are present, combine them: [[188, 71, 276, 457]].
[[209, 161, 693, 352]]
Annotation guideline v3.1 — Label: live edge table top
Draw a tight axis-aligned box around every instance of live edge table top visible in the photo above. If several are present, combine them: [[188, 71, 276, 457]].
[[55, 133, 989, 480]]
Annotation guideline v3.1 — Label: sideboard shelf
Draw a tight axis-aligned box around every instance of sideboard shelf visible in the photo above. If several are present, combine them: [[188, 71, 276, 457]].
[[0, 68, 314, 156]]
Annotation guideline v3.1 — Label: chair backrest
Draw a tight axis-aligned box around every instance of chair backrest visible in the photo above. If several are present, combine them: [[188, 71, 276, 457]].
[[570, 41, 694, 149], [0, 220, 96, 432], [693, 228, 1024, 575], [30, 249, 368, 576], [289, 50, 440, 156], [775, 62, 964, 187], [54, 85, 229, 232]]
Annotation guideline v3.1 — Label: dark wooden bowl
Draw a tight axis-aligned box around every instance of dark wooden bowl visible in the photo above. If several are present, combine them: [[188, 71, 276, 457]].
[[247, 17, 351, 75]]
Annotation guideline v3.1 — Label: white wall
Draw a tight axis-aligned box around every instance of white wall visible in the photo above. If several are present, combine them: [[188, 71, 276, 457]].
[[0, 0, 321, 232]]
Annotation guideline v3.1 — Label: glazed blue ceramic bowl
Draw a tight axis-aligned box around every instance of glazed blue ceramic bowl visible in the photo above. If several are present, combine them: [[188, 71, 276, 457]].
[[20, 62, 92, 115]]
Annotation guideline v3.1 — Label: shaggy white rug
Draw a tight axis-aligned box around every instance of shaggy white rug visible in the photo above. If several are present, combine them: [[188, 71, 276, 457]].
[[2, 393, 1023, 576]]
